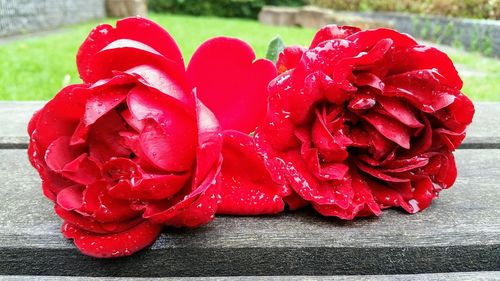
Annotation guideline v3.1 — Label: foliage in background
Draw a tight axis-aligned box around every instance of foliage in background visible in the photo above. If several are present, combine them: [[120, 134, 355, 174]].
[[148, 0, 305, 19], [0, 14, 315, 100], [0, 13, 497, 101], [308, 0, 500, 19]]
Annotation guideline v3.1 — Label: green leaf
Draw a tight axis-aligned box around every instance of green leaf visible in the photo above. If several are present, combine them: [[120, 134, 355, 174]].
[[266, 35, 285, 64]]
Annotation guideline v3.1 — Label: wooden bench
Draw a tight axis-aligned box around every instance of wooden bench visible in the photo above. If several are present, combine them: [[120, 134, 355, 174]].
[[0, 102, 498, 279]]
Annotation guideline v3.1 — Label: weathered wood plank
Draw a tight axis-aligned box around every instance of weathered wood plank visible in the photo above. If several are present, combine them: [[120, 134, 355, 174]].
[[0, 149, 498, 276], [0, 101, 498, 148], [1, 272, 500, 280]]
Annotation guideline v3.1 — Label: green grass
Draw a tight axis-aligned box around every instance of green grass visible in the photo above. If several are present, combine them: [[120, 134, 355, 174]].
[[442, 48, 500, 101], [0, 14, 315, 100], [0, 13, 498, 101]]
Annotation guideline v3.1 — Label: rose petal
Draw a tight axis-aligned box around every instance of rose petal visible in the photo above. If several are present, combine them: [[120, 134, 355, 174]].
[[163, 175, 220, 228], [284, 150, 353, 206], [82, 181, 140, 223], [31, 85, 88, 153], [346, 28, 417, 50], [77, 17, 183, 83], [143, 157, 222, 226], [123, 65, 191, 106], [283, 192, 310, 210], [127, 86, 197, 172], [105, 157, 190, 200], [56, 185, 85, 211], [217, 131, 286, 215], [384, 69, 457, 113], [55, 205, 143, 234], [410, 176, 436, 213], [362, 111, 412, 149], [260, 72, 300, 150], [193, 95, 223, 186], [314, 168, 381, 219], [277, 45, 307, 74], [310, 25, 361, 48], [45, 137, 101, 185], [187, 37, 277, 133], [377, 96, 423, 128], [355, 160, 410, 183], [62, 221, 162, 258], [390, 45, 463, 89], [88, 110, 131, 163]]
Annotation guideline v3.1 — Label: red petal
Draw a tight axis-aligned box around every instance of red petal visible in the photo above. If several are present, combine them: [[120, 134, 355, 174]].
[[310, 111, 350, 162], [40, 170, 76, 201], [62, 221, 162, 258], [142, 125, 222, 226], [442, 152, 457, 188], [381, 156, 429, 173], [187, 37, 277, 133], [368, 180, 412, 212], [276, 45, 307, 74], [55, 205, 143, 234], [88, 110, 130, 163], [295, 39, 358, 85], [56, 185, 85, 211], [127, 86, 197, 172], [30, 85, 88, 153], [355, 160, 409, 183], [123, 65, 191, 106], [310, 25, 361, 48], [45, 137, 84, 172], [260, 72, 300, 150], [163, 175, 220, 228], [71, 88, 126, 146], [77, 17, 183, 83], [107, 169, 190, 201], [143, 159, 222, 226], [82, 181, 140, 223], [121, 109, 145, 132], [403, 116, 433, 157], [45, 137, 101, 185], [283, 192, 309, 210], [83, 87, 128, 127], [433, 92, 474, 133], [377, 96, 423, 128], [193, 96, 223, 186], [313, 168, 381, 219], [346, 28, 417, 50], [410, 176, 436, 213], [283, 150, 352, 205], [217, 131, 285, 215], [362, 111, 412, 149], [139, 121, 196, 172], [383, 69, 456, 113], [363, 123, 396, 160], [390, 45, 463, 89]]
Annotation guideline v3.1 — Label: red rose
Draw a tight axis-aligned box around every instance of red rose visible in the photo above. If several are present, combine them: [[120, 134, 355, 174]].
[[28, 17, 276, 257], [256, 25, 474, 219]]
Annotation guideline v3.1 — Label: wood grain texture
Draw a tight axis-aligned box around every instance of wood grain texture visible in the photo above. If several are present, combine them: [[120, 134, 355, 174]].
[[1, 272, 499, 280], [0, 101, 498, 148], [0, 149, 498, 277]]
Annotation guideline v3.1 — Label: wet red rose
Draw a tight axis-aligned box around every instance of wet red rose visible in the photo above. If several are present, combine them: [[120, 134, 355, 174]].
[[28, 17, 276, 258], [256, 25, 474, 219]]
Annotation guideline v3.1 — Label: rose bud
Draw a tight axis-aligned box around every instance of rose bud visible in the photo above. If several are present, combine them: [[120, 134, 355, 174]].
[[255, 25, 474, 219], [28, 17, 276, 257]]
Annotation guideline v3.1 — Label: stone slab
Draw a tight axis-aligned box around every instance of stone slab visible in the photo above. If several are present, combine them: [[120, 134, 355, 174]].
[[1, 272, 500, 280]]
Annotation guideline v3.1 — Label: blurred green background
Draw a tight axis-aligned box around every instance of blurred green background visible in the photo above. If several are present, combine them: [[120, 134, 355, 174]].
[[0, 0, 498, 101]]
